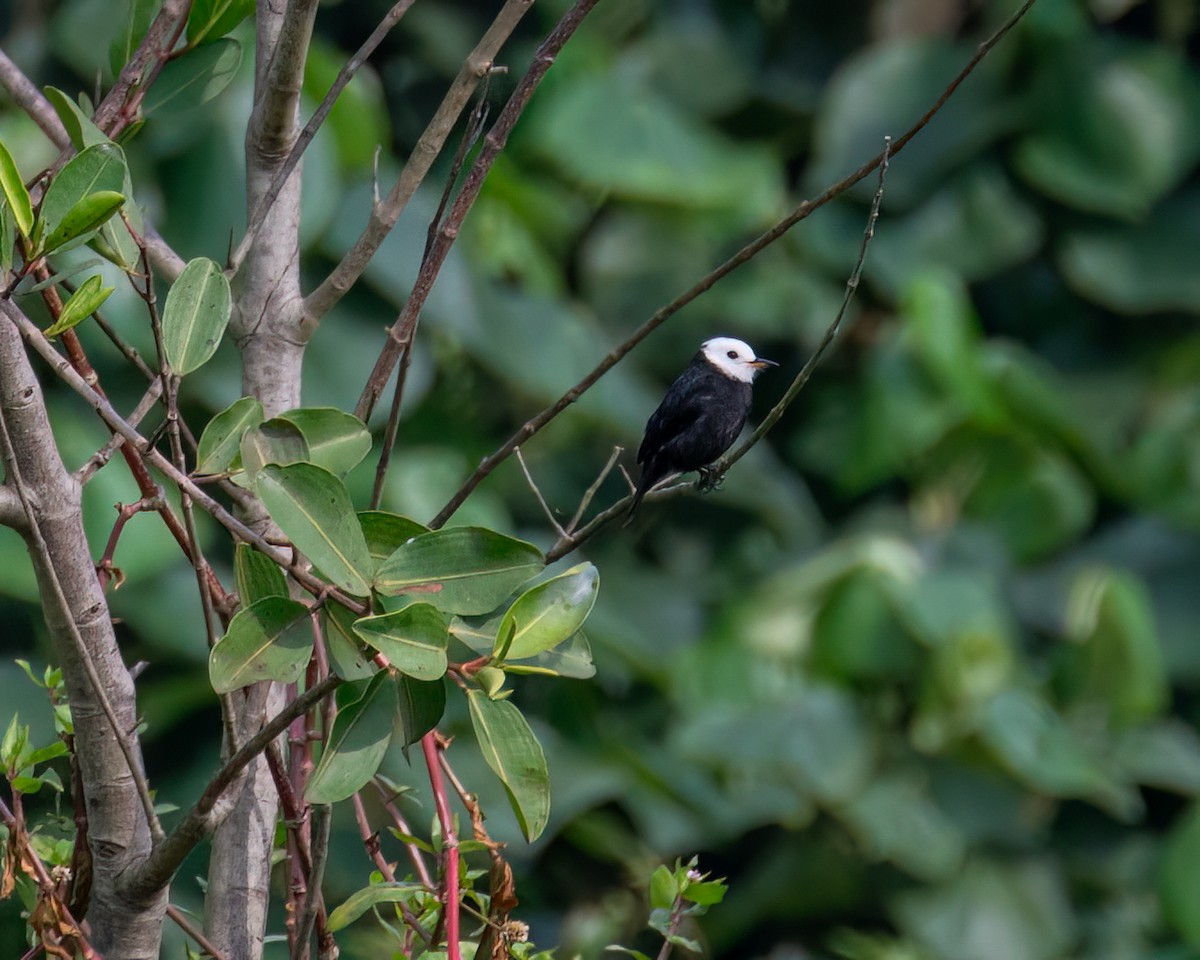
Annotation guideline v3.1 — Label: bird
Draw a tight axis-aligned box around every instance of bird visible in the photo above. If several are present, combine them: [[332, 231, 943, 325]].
[[626, 336, 777, 523]]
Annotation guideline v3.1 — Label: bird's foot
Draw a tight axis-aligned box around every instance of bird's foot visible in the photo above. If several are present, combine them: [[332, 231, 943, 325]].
[[696, 466, 725, 492]]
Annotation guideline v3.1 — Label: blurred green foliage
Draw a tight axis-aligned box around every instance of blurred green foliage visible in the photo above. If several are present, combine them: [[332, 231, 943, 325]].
[[5, 0, 1200, 958]]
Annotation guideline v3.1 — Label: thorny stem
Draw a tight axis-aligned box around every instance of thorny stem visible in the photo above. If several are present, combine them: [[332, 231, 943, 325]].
[[429, 0, 1040, 530]]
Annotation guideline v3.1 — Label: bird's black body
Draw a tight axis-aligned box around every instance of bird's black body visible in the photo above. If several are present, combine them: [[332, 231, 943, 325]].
[[628, 351, 753, 520]]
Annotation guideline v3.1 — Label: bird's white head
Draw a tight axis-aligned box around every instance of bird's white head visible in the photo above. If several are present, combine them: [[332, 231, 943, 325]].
[[701, 337, 777, 383]]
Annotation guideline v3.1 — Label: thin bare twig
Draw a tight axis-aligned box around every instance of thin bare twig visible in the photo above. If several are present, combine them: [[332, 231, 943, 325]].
[[515, 447, 566, 537], [304, 0, 537, 323], [567, 445, 623, 533], [0, 51, 69, 146], [229, 0, 418, 275], [353, 0, 602, 423], [369, 75, 495, 508], [717, 138, 892, 477], [429, 0, 1040, 530], [166, 904, 230, 960]]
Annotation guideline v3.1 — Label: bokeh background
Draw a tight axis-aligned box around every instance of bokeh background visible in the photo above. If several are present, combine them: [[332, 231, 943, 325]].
[[4, 0, 1200, 957]]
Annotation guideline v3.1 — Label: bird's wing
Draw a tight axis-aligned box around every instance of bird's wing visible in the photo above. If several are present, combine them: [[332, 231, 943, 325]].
[[637, 376, 719, 465]]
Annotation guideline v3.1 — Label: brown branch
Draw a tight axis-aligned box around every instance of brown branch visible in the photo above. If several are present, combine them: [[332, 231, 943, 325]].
[[2, 298, 368, 614], [352, 0, 601, 423], [0, 51, 70, 147], [120, 673, 342, 900], [304, 0, 537, 323], [229, 0, 419, 275], [166, 904, 230, 960], [428, 0, 1040, 530]]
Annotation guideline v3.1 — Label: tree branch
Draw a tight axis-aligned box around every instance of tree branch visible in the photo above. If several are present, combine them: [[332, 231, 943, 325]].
[[0, 299, 368, 614], [428, 0, 1040, 529], [229, 0, 419, 276], [0, 50, 70, 146], [303, 0, 536, 323], [119, 674, 342, 901]]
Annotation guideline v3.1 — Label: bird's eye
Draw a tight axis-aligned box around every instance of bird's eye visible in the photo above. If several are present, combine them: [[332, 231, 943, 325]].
[[726, 350, 738, 359]]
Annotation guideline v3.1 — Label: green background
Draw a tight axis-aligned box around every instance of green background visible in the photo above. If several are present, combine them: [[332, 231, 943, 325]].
[[4, 0, 1200, 957]]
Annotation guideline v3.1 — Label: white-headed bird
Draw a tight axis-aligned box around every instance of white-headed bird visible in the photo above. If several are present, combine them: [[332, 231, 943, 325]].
[[627, 336, 777, 523]]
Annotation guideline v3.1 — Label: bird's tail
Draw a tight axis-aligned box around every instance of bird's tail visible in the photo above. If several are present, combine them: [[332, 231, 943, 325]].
[[623, 482, 648, 527]]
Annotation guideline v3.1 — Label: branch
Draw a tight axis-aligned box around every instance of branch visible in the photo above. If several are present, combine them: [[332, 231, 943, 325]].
[[229, 0, 418, 275], [423, 733, 460, 960], [0, 379, 164, 845], [0, 51, 70, 146], [166, 904, 230, 960], [0, 300, 368, 615], [352, 0, 602, 422], [428, 0, 1040, 530], [119, 674, 342, 900], [716, 137, 891, 477], [303, 0, 536, 322], [0, 483, 28, 530], [251, 0, 321, 158]]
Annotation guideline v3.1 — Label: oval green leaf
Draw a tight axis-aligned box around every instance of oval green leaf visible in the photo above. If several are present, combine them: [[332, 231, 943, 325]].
[[358, 511, 428, 572], [352, 603, 448, 681], [43, 274, 113, 338], [44, 87, 110, 150], [144, 38, 242, 115], [38, 143, 127, 252], [324, 604, 377, 681], [162, 257, 232, 375], [305, 671, 397, 804], [395, 673, 445, 750], [195, 396, 264, 474], [187, 0, 255, 46], [44, 190, 126, 255], [494, 562, 599, 662], [209, 596, 312, 694], [234, 542, 289, 605], [239, 419, 309, 479], [467, 688, 550, 842], [255, 463, 373, 597], [374, 527, 544, 616], [276, 407, 372, 477], [326, 881, 424, 933], [0, 140, 33, 238]]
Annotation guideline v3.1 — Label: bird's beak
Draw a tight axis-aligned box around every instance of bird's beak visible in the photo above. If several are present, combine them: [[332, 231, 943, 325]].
[[749, 358, 778, 369]]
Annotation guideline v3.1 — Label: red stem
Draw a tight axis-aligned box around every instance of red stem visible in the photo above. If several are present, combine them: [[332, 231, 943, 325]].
[[422, 732, 460, 959]]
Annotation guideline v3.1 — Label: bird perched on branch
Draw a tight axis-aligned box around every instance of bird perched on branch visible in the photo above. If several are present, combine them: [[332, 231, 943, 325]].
[[626, 336, 777, 523]]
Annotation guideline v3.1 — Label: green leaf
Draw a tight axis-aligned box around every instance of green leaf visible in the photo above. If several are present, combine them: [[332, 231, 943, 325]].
[[43, 274, 114, 338], [682, 880, 727, 907], [43, 190, 125, 255], [0, 140, 34, 238], [276, 407, 372, 476], [255, 463, 373, 597], [503, 632, 596, 679], [352, 603, 448, 681], [38, 142, 127, 253], [323, 604, 377, 681], [187, 0, 254, 45], [358, 510, 428, 571], [374, 527, 544, 616], [0, 199, 13, 272], [234, 543, 288, 605], [208, 596, 312, 694], [43, 87, 110, 150], [326, 881, 424, 932], [394, 673, 446, 749], [494, 562, 598, 661], [195, 396, 264, 474], [466, 688, 550, 842], [305, 672, 397, 804], [107, 0, 157, 77], [649, 864, 677, 911], [1160, 803, 1200, 945], [162, 257, 232, 375], [605, 950, 653, 960], [144, 38, 243, 115], [239, 419, 309, 478]]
